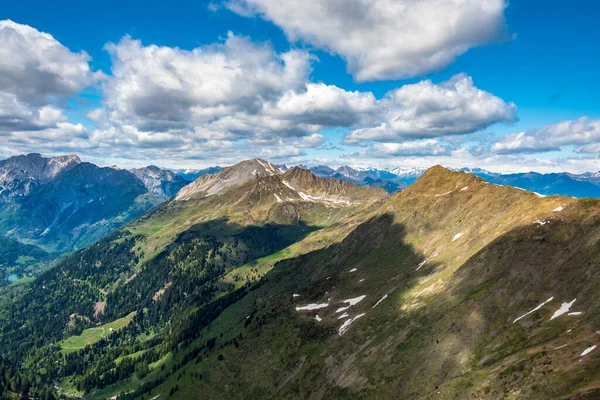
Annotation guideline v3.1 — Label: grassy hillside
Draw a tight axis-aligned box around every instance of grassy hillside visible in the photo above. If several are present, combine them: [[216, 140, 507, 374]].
[[3, 166, 600, 399], [0, 168, 386, 399], [111, 167, 600, 400]]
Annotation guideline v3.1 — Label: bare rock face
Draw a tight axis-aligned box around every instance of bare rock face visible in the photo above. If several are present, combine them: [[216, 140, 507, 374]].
[[175, 159, 283, 200], [0, 154, 164, 253], [0, 153, 81, 201], [130, 165, 189, 197]]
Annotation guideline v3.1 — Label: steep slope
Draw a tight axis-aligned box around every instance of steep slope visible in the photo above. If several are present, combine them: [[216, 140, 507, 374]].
[[0, 160, 387, 399], [0, 236, 49, 282], [0, 160, 166, 252], [123, 167, 600, 400], [6, 164, 600, 399], [176, 159, 282, 200], [0, 153, 80, 202], [173, 166, 223, 181], [130, 165, 189, 197]]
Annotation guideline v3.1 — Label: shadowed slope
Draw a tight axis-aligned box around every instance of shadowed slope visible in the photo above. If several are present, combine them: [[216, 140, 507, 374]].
[[131, 166, 600, 400]]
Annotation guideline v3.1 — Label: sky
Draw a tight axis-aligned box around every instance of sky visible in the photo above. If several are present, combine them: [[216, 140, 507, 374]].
[[0, 0, 599, 173]]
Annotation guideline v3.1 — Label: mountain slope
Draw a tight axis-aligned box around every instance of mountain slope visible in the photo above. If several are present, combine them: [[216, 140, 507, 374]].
[[130, 167, 600, 400], [0, 153, 80, 202], [0, 160, 387, 399], [4, 164, 600, 399], [130, 165, 189, 197], [0, 236, 49, 282], [0, 155, 167, 253], [175, 159, 282, 200], [173, 166, 223, 182]]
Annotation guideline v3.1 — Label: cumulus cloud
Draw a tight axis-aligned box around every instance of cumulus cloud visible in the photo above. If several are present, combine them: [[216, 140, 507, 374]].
[[492, 118, 600, 154], [97, 34, 380, 145], [367, 140, 452, 157], [0, 20, 100, 155], [89, 33, 383, 161], [344, 74, 516, 144], [102, 32, 313, 132], [0, 20, 102, 104], [225, 0, 508, 81]]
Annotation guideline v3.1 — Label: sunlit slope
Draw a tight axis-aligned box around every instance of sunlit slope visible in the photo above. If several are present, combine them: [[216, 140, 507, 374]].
[[139, 166, 600, 400], [125, 163, 387, 262], [0, 161, 389, 399]]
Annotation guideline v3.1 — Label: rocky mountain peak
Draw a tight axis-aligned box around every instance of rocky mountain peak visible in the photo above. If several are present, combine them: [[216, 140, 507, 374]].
[[175, 158, 282, 200], [0, 153, 81, 199], [130, 165, 188, 197]]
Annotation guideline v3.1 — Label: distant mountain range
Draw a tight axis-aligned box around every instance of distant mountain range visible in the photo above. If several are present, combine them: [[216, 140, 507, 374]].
[[5, 159, 600, 399], [3, 153, 600, 257], [172, 163, 600, 198], [276, 164, 600, 198], [0, 154, 192, 254]]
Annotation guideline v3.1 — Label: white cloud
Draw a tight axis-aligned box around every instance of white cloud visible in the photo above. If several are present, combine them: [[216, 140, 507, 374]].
[[367, 140, 452, 157], [0, 20, 102, 104], [87, 33, 383, 162], [259, 146, 307, 159], [0, 20, 101, 156], [102, 33, 313, 133], [492, 118, 600, 154], [577, 143, 600, 154], [344, 74, 516, 144], [225, 0, 508, 81]]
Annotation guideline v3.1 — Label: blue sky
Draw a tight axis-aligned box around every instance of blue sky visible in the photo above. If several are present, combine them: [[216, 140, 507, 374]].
[[1, 0, 599, 172]]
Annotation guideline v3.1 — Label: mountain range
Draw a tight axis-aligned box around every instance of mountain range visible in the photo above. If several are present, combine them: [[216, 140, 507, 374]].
[[1, 158, 600, 399], [182, 163, 600, 198], [0, 154, 191, 255]]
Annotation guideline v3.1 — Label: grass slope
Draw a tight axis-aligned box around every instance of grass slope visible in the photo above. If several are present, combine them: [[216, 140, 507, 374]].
[[129, 167, 600, 400], [60, 312, 136, 354]]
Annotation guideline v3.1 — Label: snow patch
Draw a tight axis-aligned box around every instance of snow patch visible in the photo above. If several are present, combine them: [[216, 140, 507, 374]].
[[513, 296, 554, 324], [534, 192, 546, 198], [372, 294, 388, 309], [349, 268, 357, 273], [315, 315, 322, 322], [533, 220, 549, 226], [335, 295, 366, 313], [553, 206, 564, 212], [580, 345, 596, 357], [568, 312, 583, 316], [452, 233, 463, 242], [274, 193, 283, 203], [296, 303, 328, 311], [550, 299, 576, 320], [292, 294, 300, 298], [338, 313, 366, 336], [435, 190, 454, 197], [281, 179, 352, 206], [342, 295, 366, 306], [459, 186, 469, 191], [359, 279, 365, 282], [338, 312, 349, 319], [257, 159, 277, 176], [415, 259, 427, 271]]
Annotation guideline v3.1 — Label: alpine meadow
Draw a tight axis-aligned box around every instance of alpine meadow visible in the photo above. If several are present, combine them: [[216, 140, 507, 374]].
[[1, 1, 600, 399]]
